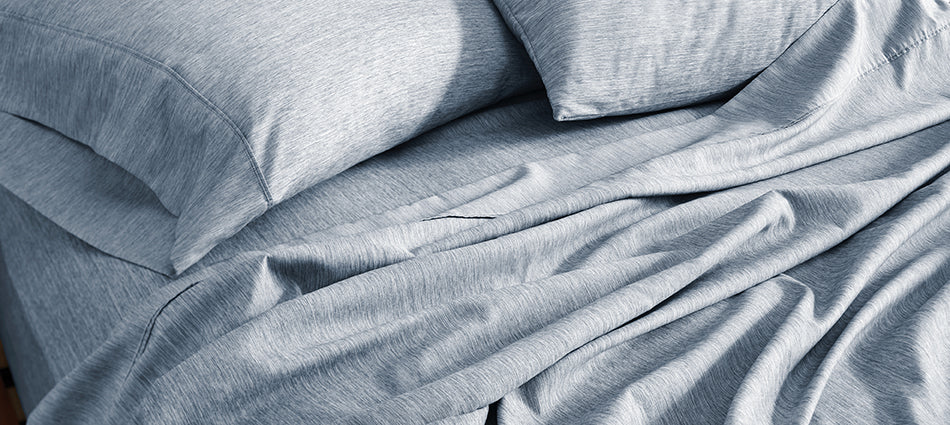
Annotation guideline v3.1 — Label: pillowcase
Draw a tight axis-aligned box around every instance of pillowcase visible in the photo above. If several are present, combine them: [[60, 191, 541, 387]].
[[491, 0, 836, 120], [0, 0, 540, 275]]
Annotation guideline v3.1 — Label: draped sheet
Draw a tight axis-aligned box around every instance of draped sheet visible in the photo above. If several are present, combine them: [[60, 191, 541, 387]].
[[29, 0, 950, 423]]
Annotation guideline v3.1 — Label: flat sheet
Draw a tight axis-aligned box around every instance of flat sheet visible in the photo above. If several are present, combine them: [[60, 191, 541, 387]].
[[22, 0, 950, 423], [0, 93, 711, 412]]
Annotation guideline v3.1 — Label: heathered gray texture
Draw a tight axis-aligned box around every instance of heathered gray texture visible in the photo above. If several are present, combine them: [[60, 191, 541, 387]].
[[0, 190, 168, 412], [0, 95, 713, 413], [0, 0, 541, 275], [6, 0, 950, 423], [492, 0, 837, 120]]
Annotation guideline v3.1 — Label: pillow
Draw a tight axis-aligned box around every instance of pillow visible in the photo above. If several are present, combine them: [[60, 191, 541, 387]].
[[0, 0, 540, 275], [491, 0, 836, 120]]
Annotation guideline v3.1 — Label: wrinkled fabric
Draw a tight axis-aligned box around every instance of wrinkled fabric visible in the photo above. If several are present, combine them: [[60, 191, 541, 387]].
[[24, 0, 950, 423], [0, 94, 712, 412]]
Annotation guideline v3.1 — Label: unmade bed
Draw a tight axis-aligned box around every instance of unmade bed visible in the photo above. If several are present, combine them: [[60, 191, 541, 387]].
[[1, 0, 950, 423]]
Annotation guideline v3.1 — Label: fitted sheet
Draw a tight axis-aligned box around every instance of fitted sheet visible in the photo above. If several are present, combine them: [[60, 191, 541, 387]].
[[0, 93, 713, 412]]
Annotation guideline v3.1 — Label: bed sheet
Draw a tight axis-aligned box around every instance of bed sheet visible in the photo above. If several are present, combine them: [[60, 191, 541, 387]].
[[24, 0, 950, 423], [0, 93, 713, 413]]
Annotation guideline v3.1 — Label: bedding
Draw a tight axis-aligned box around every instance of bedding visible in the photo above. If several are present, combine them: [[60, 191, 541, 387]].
[[492, 0, 837, 120], [0, 189, 168, 412], [0, 0, 540, 276], [0, 92, 714, 414], [2, 0, 950, 423]]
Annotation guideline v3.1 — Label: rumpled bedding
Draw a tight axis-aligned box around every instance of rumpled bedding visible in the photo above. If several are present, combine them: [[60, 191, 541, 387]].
[[25, 0, 950, 423], [0, 94, 711, 413]]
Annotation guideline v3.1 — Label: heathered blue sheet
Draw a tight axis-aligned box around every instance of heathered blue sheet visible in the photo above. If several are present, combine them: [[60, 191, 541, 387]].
[[0, 94, 713, 413], [6, 0, 950, 423]]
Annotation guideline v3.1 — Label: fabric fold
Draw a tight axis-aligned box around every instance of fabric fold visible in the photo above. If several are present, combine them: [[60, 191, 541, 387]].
[[26, 0, 950, 423]]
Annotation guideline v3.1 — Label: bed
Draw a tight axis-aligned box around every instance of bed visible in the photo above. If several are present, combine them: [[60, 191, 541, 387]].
[[1, 0, 949, 423]]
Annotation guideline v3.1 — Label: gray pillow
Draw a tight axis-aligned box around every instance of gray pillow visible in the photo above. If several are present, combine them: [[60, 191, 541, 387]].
[[492, 0, 835, 120], [0, 0, 540, 275]]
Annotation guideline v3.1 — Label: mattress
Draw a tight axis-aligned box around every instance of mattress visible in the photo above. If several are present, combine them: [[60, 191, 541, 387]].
[[0, 93, 714, 412]]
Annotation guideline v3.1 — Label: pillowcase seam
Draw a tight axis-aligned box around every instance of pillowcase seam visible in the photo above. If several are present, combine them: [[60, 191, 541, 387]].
[[0, 9, 274, 207]]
